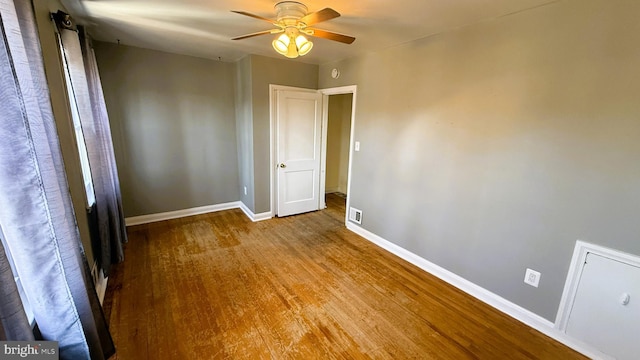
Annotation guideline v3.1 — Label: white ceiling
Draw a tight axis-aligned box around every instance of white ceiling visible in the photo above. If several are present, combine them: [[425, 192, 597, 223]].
[[62, 0, 557, 64]]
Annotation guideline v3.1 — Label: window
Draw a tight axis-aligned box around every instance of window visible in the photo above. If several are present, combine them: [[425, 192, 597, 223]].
[[56, 32, 96, 208]]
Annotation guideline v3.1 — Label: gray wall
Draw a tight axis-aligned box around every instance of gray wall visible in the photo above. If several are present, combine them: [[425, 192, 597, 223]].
[[249, 55, 318, 213], [235, 56, 254, 210], [319, 0, 640, 321], [326, 94, 352, 194], [95, 43, 240, 217]]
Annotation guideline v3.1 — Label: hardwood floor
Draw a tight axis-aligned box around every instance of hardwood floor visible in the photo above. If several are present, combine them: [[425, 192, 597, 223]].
[[104, 194, 586, 359]]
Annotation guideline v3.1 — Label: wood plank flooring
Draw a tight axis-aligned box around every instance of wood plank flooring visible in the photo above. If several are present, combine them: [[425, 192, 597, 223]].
[[104, 194, 586, 359]]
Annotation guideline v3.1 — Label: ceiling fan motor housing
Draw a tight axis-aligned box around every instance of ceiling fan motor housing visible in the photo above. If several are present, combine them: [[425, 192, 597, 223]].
[[275, 1, 308, 26]]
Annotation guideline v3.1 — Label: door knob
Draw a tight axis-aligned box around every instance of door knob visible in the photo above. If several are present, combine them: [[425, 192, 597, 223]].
[[279, 163, 286, 168]]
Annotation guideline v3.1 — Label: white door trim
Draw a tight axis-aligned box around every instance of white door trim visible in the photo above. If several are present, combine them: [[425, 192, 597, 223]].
[[269, 84, 320, 217], [555, 240, 640, 332], [319, 85, 357, 225], [270, 85, 357, 219]]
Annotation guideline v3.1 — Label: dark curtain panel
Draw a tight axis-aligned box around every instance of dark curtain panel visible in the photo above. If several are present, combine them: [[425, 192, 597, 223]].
[[0, 0, 114, 358], [80, 27, 127, 274], [57, 23, 127, 277]]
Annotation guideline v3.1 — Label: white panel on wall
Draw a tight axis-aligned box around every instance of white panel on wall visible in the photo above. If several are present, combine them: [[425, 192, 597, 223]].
[[565, 252, 640, 360]]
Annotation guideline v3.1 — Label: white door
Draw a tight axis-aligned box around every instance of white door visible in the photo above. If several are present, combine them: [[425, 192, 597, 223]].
[[276, 90, 323, 217]]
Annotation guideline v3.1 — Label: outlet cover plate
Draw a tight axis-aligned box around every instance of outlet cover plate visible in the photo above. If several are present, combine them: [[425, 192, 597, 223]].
[[524, 268, 541, 287]]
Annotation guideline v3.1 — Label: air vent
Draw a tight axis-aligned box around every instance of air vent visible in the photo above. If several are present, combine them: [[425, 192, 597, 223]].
[[349, 207, 362, 224]]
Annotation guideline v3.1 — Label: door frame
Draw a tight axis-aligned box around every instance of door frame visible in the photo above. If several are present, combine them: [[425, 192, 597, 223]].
[[270, 84, 357, 222], [319, 85, 357, 224], [269, 85, 320, 217]]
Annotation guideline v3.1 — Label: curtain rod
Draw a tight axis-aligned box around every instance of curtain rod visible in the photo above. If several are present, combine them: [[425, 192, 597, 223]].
[[51, 10, 75, 31]]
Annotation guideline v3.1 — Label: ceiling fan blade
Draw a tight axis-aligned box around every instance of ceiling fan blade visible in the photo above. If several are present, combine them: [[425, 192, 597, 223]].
[[309, 29, 355, 44], [299, 8, 340, 26], [231, 11, 276, 24], [232, 29, 281, 41]]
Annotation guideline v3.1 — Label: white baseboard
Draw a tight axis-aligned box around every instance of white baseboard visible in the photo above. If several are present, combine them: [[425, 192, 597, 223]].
[[325, 187, 339, 193], [239, 202, 272, 222], [125, 201, 242, 226], [346, 223, 611, 360], [91, 260, 108, 305], [96, 273, 108, 305], [125, 201, 273, 226]]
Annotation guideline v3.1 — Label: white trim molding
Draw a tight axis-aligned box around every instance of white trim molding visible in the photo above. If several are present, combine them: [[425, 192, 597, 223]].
[[239, 202, 272, 222], [346, 223, 611, 360], [125, 201, 273, 226]]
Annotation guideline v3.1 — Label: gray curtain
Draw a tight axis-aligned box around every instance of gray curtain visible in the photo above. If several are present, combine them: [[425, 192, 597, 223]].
[[0, 0, 114, 358], [0, 229, 33, 341], [57, 23, 127, 277]]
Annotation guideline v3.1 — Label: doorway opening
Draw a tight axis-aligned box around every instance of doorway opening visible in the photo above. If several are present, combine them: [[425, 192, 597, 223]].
[[320, 85, 357, 225], [322, 93, 353, 219]]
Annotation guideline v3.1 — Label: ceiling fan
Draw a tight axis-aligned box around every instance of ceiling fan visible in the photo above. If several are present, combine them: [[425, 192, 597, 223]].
[[231, 1, 355, 58]]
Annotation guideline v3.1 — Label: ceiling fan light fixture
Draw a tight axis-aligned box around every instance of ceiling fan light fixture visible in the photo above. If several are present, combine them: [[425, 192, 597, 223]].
[[295, 34, 313, 56], [286, 34, 298, 58], [272, 31, 313, 58], [272, 33, 290, 55]]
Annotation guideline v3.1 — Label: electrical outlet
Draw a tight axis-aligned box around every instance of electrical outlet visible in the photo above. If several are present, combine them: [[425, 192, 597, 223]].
[[354, 141, 360, 151], [524, 268, 541, 288], [244, 186, 247, 195]]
